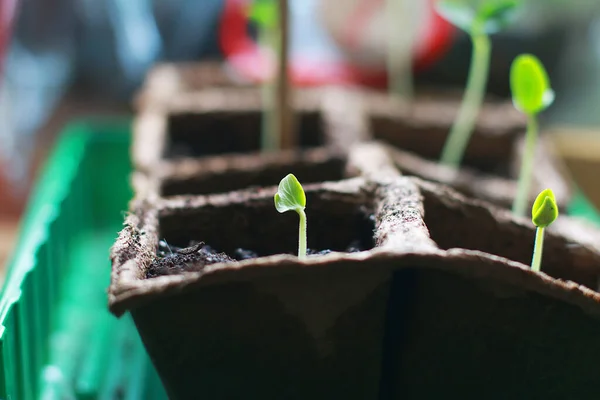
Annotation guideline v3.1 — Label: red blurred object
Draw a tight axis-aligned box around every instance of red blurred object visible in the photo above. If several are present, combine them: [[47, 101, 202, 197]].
[[0, 0, 17, 76], [218, 0, 455, 87], [0, 0, 22, 220]]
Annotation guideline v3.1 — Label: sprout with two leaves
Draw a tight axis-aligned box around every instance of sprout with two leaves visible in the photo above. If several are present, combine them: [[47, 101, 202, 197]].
[[510, 54, 555, 216], [274, 174, 307, 259], [530, 188, 558, 272], [436, 0, 520, 167]]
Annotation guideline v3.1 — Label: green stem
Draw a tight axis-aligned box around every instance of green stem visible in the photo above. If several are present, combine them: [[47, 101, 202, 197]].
[[260, 26, 279, 151], [386, 0, 414, 101], [531, 226, 544, 272], [512, 114, 538, 216], [297, 209, 307, 259], [439, 31, 491, 167]]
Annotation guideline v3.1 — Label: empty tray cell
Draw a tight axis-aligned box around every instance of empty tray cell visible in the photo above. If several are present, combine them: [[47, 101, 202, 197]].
[[159, 148, 347, 197], [166, 109, 324, 159]]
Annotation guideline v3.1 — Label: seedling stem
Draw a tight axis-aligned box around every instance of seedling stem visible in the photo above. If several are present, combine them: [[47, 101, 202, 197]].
[[512, 113, 538, 216], [298, 208, 307, 259], [440, 28, 491, 167], [386, 0, 414, 101], [531, 225, 544, 272]]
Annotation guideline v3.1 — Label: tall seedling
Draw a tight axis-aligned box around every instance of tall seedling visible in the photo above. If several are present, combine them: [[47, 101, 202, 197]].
[[386, 0, 416, 100], [250, 0, 294, 151], [250, 0, 279, 150], [436, 0, 520, 167], [510, 54, 554, 216]]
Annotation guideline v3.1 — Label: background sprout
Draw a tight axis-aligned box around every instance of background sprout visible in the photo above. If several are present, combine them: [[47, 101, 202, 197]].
[[437, 0, 520, 167], [386, 0, 415, 101], [530, 188, 558, 272], [510, 54, 555, 216], [250, 0, 279, 151], [274, 174, 307, 259]]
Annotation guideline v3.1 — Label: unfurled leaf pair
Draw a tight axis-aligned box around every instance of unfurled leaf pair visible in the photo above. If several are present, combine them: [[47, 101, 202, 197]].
[[510, 54, 554, 115], [274, 174, 307, 259], [436, 0, 519, 35]]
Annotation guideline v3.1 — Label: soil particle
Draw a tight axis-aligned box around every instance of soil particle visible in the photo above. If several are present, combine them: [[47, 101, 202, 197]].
[[147, 242, 236, 278], [147, 239, 366, 279]]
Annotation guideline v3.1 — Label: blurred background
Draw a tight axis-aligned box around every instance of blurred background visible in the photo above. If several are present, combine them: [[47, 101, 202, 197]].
[[2, 0, 600, 266]]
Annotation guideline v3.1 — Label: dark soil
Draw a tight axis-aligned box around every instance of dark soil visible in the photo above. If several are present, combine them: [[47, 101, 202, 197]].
[[146, 239, 366, 279]]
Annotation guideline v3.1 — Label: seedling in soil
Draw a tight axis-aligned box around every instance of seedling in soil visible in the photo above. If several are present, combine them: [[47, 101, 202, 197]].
[[274, 174, 307, 259], [510, 54, 555, 216], [530, 188, 558, 272], [437, 0, 520, 167]]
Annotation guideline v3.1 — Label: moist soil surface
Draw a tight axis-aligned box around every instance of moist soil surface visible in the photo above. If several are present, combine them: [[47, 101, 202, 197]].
[[146, 240, 366, 279]]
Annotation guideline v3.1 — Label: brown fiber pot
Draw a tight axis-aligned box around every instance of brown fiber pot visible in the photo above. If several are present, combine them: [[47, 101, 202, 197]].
[[359, 88, 573, 209], [134, 61, 247, 110], [110, 140, 600, 399], [132, 83, 571, 210], [131, 86, 367, 174]]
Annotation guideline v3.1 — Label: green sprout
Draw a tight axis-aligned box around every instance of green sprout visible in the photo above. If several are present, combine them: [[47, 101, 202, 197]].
[[274, 174, 307, 259], [510, 54, 555, 216], [530, 188, 558, 272], [437, 0, 520, 167], [386, 0, 415, 101], [249, 0, 280, 151], [250, 0, 277, 30]]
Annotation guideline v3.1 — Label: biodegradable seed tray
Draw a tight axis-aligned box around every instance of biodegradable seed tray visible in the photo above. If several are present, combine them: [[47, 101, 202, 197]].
[[110, 141, 600, 399], [361, 89, 573, 208], [132, 87, 367, 174]]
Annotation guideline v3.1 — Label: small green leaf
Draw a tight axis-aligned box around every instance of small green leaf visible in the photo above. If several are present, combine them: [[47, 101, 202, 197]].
[[274, 174, 306, 214], [531, 188, 558, 228], [249, 0, 277, 30], [510, 54, 554, 115], [435, 0, 520, 34]]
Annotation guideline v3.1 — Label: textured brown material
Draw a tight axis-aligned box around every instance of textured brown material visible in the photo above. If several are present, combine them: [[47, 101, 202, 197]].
[[361, 89, 574, 208], [130, 142, 382, 200], [385, 139, 570, 208], [134, 62, 248, 110], [111, 144, 600, 398], [132, 87, 360, 174], [364, 89, 525, 170], [119, 79, 592, 398]]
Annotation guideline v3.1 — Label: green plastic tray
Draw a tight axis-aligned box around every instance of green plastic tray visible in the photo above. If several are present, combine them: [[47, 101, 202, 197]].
[[1, 120, 167, 399], [1, 119, 599, 399]]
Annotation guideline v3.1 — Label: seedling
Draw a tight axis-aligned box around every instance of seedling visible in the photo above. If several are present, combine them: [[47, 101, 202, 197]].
[[530, 188, 558, 272], [386, 0, 415, 100], [274, 174, 307, 259], [510, 54, 555, 216], [437, 0, 520, 167], [250, 0, 279, 150]]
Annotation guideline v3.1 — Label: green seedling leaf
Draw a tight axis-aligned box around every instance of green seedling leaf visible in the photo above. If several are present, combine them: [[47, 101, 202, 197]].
[[510, 54, 554, 115], [274, 174, 306, 214], [435, 0, 520, 34], [250, 0, 277, 30], [532, 188, 558, 228], [275, 174, 308, 259]]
